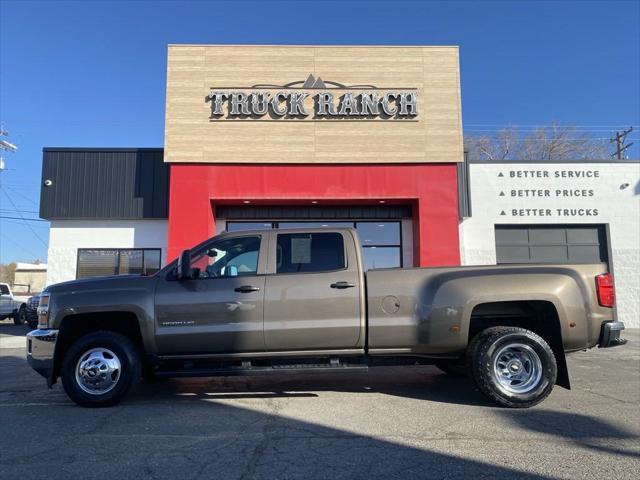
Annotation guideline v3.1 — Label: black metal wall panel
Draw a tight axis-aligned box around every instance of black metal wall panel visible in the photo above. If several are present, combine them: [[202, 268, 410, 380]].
[[39, 148, 168, 219]]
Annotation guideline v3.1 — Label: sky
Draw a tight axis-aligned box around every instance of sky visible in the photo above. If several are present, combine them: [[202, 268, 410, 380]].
[[0, 0, 639, 264]]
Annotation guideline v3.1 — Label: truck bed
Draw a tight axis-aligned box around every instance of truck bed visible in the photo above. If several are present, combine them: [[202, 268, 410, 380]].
[[366, 263, 612, 355]]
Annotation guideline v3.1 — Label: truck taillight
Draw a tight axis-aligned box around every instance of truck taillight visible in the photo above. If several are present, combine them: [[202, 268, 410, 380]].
[[596, 273, 615, 308], [37, 294, 50, 329]]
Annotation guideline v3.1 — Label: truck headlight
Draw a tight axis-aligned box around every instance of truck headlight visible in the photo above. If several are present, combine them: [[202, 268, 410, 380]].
[[37, 294, 50, 329]]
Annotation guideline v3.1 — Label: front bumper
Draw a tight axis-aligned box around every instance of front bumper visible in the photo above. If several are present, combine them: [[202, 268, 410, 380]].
[[26, 329, 58, 385], [598, 321, 627, 348]]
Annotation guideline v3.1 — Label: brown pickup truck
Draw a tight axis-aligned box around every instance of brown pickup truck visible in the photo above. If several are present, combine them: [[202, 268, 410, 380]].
[[27, 228, 626, 408]]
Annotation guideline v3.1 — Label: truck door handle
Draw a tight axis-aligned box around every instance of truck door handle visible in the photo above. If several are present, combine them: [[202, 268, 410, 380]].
[[330, 281, 356, 289], [234, 285, 261, 293]]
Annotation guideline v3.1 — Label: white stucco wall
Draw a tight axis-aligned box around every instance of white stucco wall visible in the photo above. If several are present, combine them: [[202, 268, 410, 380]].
[[460, 162, 640, 328], [46, 220, 168, 286]]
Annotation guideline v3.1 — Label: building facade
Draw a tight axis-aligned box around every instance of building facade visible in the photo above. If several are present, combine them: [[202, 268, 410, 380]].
[[12, 262, 47, 294], [461, 161, 640, 327], [40, 148, 169, 285], [38, 44, 640, 327], [164, 45, 464, 268]]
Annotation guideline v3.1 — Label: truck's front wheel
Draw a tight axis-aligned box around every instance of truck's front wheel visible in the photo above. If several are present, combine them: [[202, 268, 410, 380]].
[[61, 331, 141, 407], [468, 326, 557, 408]]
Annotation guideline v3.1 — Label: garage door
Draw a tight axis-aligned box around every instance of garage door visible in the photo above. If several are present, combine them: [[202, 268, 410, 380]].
[[495, 225, 608, 264]]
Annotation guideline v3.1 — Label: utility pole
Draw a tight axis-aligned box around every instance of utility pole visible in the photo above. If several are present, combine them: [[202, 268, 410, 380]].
[[0, 125, 19, 171], [610, 126, 634, 160], [0, 125, 18, 267]]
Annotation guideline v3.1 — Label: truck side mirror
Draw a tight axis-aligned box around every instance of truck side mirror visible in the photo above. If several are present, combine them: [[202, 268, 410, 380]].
[[176, 250, 192, 280]]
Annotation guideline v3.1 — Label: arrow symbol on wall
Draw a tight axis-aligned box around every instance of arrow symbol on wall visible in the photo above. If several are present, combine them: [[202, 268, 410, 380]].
[[498, 172, 504, 177], [499, 191, 505, 196], [500, 210, 506, 215]]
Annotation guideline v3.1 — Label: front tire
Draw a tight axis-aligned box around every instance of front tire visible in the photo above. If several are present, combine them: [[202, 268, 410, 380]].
[[13, 305, 27, 325], [468, 326, 557, 408], [61, 331, 141, 407]]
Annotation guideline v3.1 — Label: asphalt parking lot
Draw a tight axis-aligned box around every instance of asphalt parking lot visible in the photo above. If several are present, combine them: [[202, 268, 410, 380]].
[[1, 321, 638, 480]]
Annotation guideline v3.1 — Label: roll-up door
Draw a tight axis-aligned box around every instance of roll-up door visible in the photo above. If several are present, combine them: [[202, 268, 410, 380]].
[[495, 225, 608, 264]]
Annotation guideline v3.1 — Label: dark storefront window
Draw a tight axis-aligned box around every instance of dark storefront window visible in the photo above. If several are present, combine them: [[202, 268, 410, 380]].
[[227, 221, 402, 270], [77, 249, 162, 279]]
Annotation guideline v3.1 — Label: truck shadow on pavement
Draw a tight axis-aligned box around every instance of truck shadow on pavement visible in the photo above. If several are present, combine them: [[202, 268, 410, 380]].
[[499, 409, 640, 460], [2, 352, 639, 479], [136, 366, 493, 407], [0, 321, 31, 337]]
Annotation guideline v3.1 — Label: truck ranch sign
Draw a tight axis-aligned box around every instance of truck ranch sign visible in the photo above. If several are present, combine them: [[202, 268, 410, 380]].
[[207, 74, 418, 121]]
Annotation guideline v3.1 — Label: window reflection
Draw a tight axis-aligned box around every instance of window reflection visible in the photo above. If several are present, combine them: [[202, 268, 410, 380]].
[[355, 222, 400, 246], [362, 247, 401, 270], [279, 222, 353, 229], [227, 222, 273, 232]]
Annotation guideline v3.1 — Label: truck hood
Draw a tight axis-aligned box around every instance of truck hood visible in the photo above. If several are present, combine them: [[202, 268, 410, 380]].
[[45, 274, 151, 294]]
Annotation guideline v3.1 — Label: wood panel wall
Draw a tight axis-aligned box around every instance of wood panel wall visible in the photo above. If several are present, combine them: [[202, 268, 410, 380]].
[[164, 45, 463, 164]]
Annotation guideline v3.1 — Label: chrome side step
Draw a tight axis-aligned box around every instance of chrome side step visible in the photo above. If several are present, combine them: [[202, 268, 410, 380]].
[[155, 358, 369, 378]]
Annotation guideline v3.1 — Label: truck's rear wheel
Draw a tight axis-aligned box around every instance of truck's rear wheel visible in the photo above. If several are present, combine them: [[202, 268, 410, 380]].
[[13, 305, 27, 325], [468, 326, 557, 408], [61, 331, 140, 407]]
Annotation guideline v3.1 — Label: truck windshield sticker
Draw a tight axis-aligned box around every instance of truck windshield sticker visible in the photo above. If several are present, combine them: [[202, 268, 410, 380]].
[[291, 237, 312, 264]]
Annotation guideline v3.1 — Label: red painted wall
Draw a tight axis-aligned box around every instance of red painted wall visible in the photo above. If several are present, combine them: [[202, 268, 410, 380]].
[[167, 164, 461, 267]]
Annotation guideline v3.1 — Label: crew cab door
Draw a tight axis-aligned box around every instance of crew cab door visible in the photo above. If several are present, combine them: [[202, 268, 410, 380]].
[[263, 230, 365, 351], [154, 234, 268, 355], [0, 284, 13, 315]]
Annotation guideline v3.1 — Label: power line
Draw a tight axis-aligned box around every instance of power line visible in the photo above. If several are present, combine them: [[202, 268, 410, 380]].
[[0, 188, 48, 246], [464, 124, 640, 128], [0, 215, 47, 222], [0, 208, 40, 214], [0, 231, 43, 261], [463, 135, 640, 142], [1, 184, 40, 207], [0, 218, 49, 228]]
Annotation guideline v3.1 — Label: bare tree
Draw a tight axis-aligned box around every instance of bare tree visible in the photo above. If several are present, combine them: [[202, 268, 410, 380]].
[[465, 122, 610, 161], [0, 262, 16, 285]]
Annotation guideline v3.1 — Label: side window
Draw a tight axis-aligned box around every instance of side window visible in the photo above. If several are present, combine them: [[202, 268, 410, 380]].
[[0, 284, 9, 295], [190, 236, 261, 279], [276, 232, 345, 274]]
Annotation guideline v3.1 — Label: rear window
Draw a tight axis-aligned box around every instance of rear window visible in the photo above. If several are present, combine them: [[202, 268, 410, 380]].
[[276, 233, 345, 273]]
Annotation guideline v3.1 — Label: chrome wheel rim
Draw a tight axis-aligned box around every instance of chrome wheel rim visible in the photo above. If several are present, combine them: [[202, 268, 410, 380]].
[[75, 348, 121, 395], [493, 343, 542, 395]]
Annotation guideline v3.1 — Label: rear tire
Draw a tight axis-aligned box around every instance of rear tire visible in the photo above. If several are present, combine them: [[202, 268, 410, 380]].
[[13, 305, 27, 325], [468, 326, 557, 408], [61, 331, 141, 407]]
